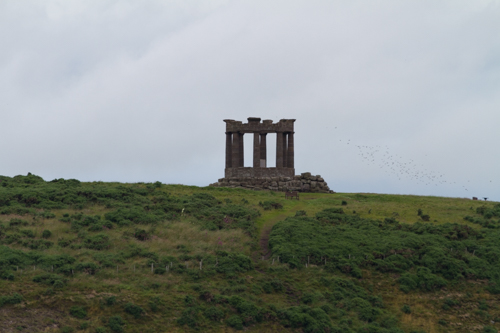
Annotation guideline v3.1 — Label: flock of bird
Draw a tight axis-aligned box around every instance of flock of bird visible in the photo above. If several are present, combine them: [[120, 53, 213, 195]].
[[336, 137, 494, 199]]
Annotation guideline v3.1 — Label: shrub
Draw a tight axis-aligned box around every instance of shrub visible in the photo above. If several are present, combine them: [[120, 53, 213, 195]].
[[104, 296, 117, 306], [483, 326, 498, 333], [61, 327, 74, 333], [420, 214, 430, 221], [401, 305, 411, 314], [295, 210, 307, 217], [177, 307, 200, 328], [83, 234, 110, 250], [134, 228, 150, 241], [149, 296, 162, 312], [124, 302, 144, 318], [342, 200, 348, 205], [108, 315, 125, 333], [204, 306, 225, 321], [0, 293, 23, 306], [226, 315, 243, 330], [259, 201, 283, 210], [42, 230, 52, 239], [69, 306, 87, 319], [95, 327, 107, 333], [33, 274, 66, 287]]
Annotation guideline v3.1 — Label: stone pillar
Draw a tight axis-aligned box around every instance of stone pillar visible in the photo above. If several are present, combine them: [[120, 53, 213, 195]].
[[287, 132, 294, 168], [232, 132, 239, 168], [260, 133, 267, 167], [253, 132, 260, 168], [276, 132, 284, 168], [239, 133, 244, 167], [226, 132, 232, 168], [282, 133, 288, 168]]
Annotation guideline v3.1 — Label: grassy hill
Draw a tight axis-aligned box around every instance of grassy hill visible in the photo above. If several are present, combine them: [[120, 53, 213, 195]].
[[0, 174, 499, 333]]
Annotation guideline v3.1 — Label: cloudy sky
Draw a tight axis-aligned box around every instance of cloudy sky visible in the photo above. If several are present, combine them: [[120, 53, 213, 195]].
[[1, 0, 499, 201]]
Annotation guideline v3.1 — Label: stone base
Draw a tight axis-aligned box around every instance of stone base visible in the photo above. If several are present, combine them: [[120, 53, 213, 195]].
[[225, 167, 294, 178], [209, 172, 332, 193]]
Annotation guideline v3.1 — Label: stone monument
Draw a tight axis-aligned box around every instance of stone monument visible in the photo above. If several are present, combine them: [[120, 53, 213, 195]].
[[210, 117, 332, 193]]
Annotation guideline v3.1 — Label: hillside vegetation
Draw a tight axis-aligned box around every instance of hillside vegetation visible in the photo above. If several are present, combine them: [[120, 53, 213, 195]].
[[0, 173, 499, 333]]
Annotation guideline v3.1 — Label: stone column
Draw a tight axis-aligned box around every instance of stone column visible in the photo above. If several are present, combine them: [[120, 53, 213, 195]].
[[226, 132, 232, 168], [276, 132, 284, 168], [239, 133, 244, 167], [260, 133, 267, 167], [232, 132, 239, 168], [287, 132, 294, 168], [282, 133, 288, 168], [253, 132, 260, 168]]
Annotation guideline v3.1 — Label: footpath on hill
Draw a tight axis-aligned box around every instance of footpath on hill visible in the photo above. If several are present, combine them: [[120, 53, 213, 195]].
[[255, 197, 309, 259]]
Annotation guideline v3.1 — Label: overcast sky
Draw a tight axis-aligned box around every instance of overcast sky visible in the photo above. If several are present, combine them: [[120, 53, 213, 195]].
[[1, 0, 499, 201]]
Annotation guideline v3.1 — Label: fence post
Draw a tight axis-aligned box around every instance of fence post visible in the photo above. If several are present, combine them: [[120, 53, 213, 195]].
[[151, 263, 154, 274]]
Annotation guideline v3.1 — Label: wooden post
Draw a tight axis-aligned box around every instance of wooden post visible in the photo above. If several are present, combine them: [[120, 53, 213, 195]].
[[151, 263, 154, 273]]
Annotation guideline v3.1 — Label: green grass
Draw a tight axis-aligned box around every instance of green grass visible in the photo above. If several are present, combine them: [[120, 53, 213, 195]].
[[0, 174, 499, 332]]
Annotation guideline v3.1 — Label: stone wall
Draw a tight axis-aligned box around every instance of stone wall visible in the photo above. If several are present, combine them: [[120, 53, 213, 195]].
[[225, 167, 294, 178], [209, 172, 333, 193]]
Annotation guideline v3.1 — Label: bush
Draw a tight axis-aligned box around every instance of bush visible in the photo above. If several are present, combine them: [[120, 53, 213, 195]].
[[42, 230, 52, 238], [177, 307, 200, 328], [95, 327, 107, 333], [483, 326, 498, 333], [61, 327, 74, 333], [104, 296, 117, 306], [108, 315, 125, 333], [69, 306, 87, 319], [134, 228, 150, 241], [149, 296, 162, 312], [401, 305, 411, 314], [83, 234, 110, 250], [204, 306, 225, 321], [124, 302, 144, 318], [259, 201, 283, 210], [0, 293, 23, 307], [226, 315, 243, 330], [33, 274, 66, 287], [295, 210, 307, 217]]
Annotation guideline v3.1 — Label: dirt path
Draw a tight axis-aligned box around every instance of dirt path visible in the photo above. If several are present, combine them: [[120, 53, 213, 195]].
[[259, 226, 272, 259], [256, 200, 307, 259]]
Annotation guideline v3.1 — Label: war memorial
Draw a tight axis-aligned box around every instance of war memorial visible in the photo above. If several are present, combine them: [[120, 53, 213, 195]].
[[210, 117, 332, 193]]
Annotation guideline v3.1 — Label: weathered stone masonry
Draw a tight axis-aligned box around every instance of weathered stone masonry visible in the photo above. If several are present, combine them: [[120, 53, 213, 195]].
[[210, 118, 332, 193]]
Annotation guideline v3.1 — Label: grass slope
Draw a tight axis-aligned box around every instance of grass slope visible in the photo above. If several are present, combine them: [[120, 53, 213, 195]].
[[0, 174, 499, 333]]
